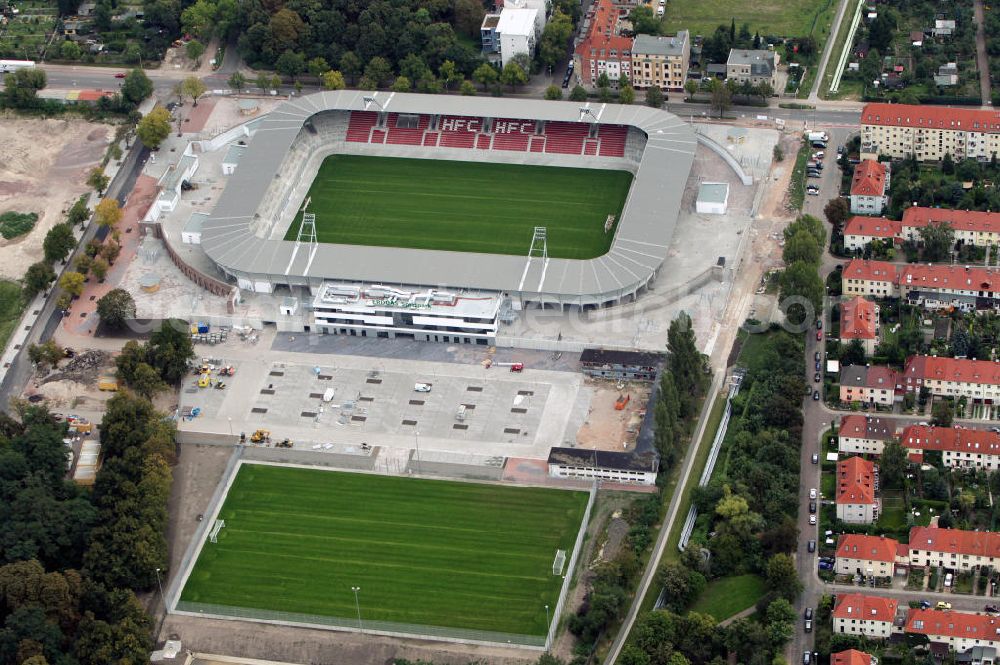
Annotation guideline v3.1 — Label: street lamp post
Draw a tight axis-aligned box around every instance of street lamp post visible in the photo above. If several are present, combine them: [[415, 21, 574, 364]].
[[154, 567, 165, 609], [414, 430, 422, 474], [544, 604, 550, 650], [351, 586, 363, 633]]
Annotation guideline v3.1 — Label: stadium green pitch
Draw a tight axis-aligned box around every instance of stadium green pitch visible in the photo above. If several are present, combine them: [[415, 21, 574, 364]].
[[179, 464, 589, 636], [283, 155, 633, 259]]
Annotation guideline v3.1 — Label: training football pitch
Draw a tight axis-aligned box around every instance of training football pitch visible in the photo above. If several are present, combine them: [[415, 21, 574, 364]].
[[283, 155, 633, 259], [179, 464, 589, 638]]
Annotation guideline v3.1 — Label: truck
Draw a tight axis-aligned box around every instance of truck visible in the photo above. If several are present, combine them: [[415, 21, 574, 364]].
[[806, 131, 829, 142], [0, 60, 35, 73], [322, 387, 335, 402]]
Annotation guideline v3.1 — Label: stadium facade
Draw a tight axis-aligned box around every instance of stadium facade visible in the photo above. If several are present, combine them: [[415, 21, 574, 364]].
[[200, 91, 696, 342]]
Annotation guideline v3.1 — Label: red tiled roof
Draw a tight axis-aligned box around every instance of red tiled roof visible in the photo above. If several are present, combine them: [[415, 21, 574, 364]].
[[904, 355, 1000, 387], [832, 593, 899, 623], [843, 216, 901, 239], [902, 207, 1000, 235], [909, 526, 1000, 559], [574, 0, 633, 79], [905, 608, 1000, 640], [899, 264, 1000, 295], [862, 103, 1000, 132], [838, 414, 897, 440], [902, 424, 1000, 456], [851, 160, 888, 197], [837, 456, 876, 505], [841, 296, 878, 341], [843, 259, 898, 284], [832, 650, 874, 665], [837, 534, 899, 563]]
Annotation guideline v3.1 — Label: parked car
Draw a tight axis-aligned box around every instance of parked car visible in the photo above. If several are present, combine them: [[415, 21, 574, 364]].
[[919, 600, 932, 609], [986, 604, 999, 614], [936, 601, 952, 610], [818, 560, 833, 570], [807, 189, 819, 196], [803, 653, 811, 665], [814, 351, 821, 361], [812, 390, 820, 400], [945, 572, 954, 587], [809, 514, 816, 525], [807, 172, 822, 179], [804, 619, 812, 633], [809, 501, 816, 513], [808, 539, 816, 552], [114, 72, 126, 78], [813, 151, 825, 160], [809, 488, 817, 499], [814, 372, 821, 383], [816, 319, 823, 330], [815, 361, 821, 371], [811, 453, 819, 464], [805, 607, 814, 620]]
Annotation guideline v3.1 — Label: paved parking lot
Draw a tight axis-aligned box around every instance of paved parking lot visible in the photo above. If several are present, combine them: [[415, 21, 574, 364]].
[[177, 353, 582, 460]]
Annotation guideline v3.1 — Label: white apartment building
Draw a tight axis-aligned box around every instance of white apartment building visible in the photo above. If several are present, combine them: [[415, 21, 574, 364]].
[[496, 8, 539, 67], [902, 424, 1000, 470], [835, 534, 902, 578], [861, 103, 1000, 162], [838, 414, 897, 455], [902, 355, 1000, 401]]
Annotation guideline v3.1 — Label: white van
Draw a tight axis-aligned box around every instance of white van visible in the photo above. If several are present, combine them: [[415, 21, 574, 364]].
[[944, 572, 954, 587], [414, 383, 432, 393], [322, 387, 335, 402]]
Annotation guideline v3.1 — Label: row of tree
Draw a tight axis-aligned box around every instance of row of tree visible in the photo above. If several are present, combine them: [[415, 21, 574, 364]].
[[779, 214, 827, 326], [114, 321, 196, 398], [3, 68, 152, 116], [0, 404, 155, 664]]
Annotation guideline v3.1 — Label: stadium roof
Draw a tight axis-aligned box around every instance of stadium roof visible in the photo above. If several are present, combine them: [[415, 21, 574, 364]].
[[200, 90, 697, 304]]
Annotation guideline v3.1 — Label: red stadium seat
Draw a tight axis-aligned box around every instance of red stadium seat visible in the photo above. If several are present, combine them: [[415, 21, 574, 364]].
[[598, 125, 628, 157], [438, 115, 479, 149], [543, 121, 589, 155], [491, 118, 535, 152], [346, 111, 378, 143], [385, 113, 430, 146]]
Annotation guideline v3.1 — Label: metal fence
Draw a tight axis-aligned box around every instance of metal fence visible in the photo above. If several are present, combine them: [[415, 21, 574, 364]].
[[172, 600, 546, 649], [548, 480, 598, 649]]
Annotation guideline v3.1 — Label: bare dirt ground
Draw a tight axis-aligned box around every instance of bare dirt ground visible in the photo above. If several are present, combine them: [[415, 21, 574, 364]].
[[576, 381, 651, 451], [0, 116, 112, 280], [26, 350, 116, 411]]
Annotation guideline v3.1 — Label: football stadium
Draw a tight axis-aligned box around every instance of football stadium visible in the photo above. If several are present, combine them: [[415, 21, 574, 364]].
[[200, 91, 696, 342], [173, 463, 593, 647]]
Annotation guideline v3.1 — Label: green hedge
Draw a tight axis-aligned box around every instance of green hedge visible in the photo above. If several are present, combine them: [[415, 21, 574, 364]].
[[0, 211, 37, 239]]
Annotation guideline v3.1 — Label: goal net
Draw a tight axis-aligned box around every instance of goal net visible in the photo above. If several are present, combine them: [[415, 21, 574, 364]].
[[552, 549, 567, 576], [209, 519, 226, 544]]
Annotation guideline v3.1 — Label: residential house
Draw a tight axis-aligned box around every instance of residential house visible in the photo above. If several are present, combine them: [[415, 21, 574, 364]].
[[480, 14, 501, 55], [850, 160, 890, 215], [838, 414, 897, 455], [860, 103, 1000, 162], [903, 424, 1000, 470], [631, 32, 690, 92], [842, 259, 898, 298], [906, 608, 1000, 653], [841, 296, 880, 355], [832, 593, 899, 638], [573, 0, 633, 87], [909, 526, 1000, 571], [902, 355, 1000, 401], [725, 49, 779, 89], [832, 650, 877, 665], [839, 365, 898, 407], [835, 534, 902, 577], [579, 348, 663, 381], [836, 456, 880, 524], [496, 8, 539, 67], [843, 216, 901, 253], [901, 207, 1000, 247]]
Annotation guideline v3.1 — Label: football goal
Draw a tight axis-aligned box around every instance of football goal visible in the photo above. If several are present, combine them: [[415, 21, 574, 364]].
[[552, 549, 567, 576], [209, 519, 226, 544]]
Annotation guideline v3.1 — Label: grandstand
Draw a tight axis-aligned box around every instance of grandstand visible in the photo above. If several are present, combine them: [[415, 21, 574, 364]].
[[199, 91, 697, 309]]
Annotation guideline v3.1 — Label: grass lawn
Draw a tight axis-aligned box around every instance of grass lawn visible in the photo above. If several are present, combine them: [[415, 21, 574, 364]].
[[180, 464, 589, 636], [689, 575, 766, 620], [877, 492, 906, 531], [283, 155, 633, 259], [0, 280, 25, 352], [664, 0, 833, 41]]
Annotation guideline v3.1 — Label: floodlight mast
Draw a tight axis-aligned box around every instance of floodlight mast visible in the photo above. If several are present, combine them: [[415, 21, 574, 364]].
[[363, 96, 385, 111], [579, 107, 599, 122]]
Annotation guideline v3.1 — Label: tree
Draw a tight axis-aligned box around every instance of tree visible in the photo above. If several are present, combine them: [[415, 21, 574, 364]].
[[931, 399, 954, 427], [321, 70, 345, 90], [275, 50, 306, 79], [180, 0, 216, 38], [942, 152, 955, 175], [60, 39, 81, 60], [756, 81, 774, 101], [783, 228, 821, 266], [94, 198, 122, 229], [339, 51, 362, 85], [148, 320, 195, 384], [667, 312, 707, 416], [3, 68, 47, 108], [28, 340, 64, 368], [919, 222, 956, 262], [255, 72, 272, 93], [364, 56, 394, 88], [544, 85, 562, 100], [619, 85, 635, 104], [880, 439, 908, 489], [86, 167, 109, 196], [128, 361, 165, 399], [67, 197, 90, 227], [391, 75, 412, 92], [307, 57, 330, 79], [227, 71, 247, 92], [824, 197, 850, 230], [439, 60, 463, 90], [684, 79, 697, 100], [185, 39, 205, 63], [459, 80, 476, 95], [646, 86, 664, 108], [570, 84, 588, 101], [656, 562, 706, 613], [766, 553, 802, 601], [710, 79, 732, 118], [779, 262, 824, 326], [136, 107, 171, 150], [473, 62, 499, 90], [454, 0, 485, 37], [629, 6, 661, 34], [91, 257, 109, 281], [43, 224, 76, 263], [500, 61, 528, 91], [181, 76, 207, 106], [539, 10, 574, 70], [23, 262, 56, 298], [58, 271, 85, 298], [120, 68, 152, 107]]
